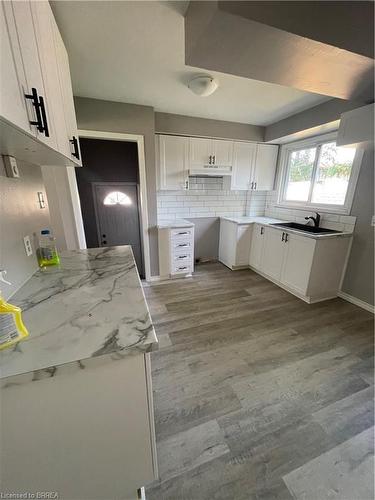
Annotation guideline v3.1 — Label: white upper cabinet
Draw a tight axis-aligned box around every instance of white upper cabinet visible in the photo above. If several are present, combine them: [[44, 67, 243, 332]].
[[231, 141, 257, 190], [0, 2, 31, 133], [212, 139, 233, 167], [0, 0, 81, 167], [253, 144, 278, 191], [52, 17, 81, 165], [231, 142, 278, 191], [157, 135, 188, 191], [189, 137, 211, 167], [189, 137, 233, 167]]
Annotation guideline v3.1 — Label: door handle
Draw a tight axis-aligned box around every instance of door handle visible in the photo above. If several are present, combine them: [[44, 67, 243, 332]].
[[254, 182, 257, 190], [177, 255, 188, 259], [281, 232, 285, 241], [260, 227, 264, 235], [213, 155, 216, 164], [250, 182, 254, 190], [70, 136, 80, 160], [209, 155, 212, 165], [285, 233, 289, 242]]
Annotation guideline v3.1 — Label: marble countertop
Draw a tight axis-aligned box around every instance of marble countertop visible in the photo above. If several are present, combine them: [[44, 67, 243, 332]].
[[0, 246, 158, 380], [220, 216, 352, 239], [157, 218, 195, 229]]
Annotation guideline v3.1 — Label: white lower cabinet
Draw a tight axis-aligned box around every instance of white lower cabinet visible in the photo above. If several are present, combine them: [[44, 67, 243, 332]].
[[248, 224, 265, 270], [219, 219, 253, 269], [281, 232, 315, 295], [261, 226, 285, 281], [1, 353, 157, 500], [158, 225, 195, 278], [248, 224, 351, 302]]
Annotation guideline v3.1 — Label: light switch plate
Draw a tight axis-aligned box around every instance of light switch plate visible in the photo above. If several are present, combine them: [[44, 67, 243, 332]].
[[3, 155, 20, 178], [23, 235, 33, 256]]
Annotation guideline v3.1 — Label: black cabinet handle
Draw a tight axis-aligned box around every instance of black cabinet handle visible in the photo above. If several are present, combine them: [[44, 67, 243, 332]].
[[254, 182, 257, 190], [70, 136, 80, 160], [285, 233, 289, 242], [260, 227, 264, 235], [25, 88, 44, 133], [282, 232, 285, 241], [213, 155, 216, 164], [38, 95, 49, 137]]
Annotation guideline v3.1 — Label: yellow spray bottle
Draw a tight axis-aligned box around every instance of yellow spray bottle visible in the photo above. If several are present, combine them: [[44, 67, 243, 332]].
[[0, 270, 29, 351]]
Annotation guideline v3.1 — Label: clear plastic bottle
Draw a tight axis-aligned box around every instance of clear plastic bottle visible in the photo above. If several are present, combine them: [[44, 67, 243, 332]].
[[36, 229, 60, 267]]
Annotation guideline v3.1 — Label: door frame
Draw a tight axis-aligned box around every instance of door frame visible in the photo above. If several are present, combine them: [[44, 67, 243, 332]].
[[92, 181, 144, 275], [75, 130, 151, 281]]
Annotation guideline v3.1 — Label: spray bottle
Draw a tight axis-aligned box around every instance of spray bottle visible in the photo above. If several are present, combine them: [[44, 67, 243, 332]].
[[0, 270, 29, 351]]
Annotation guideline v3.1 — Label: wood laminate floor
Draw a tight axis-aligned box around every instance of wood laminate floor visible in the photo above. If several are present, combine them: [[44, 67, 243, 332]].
[[143, 263, 374, 500]]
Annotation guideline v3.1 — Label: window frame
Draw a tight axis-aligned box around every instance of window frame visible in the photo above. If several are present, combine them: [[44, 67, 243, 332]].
[[277, 132, 364, 214]]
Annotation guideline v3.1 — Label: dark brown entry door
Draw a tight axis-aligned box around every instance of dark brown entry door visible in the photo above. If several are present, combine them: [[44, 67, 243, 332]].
[[93, 182, 143, 277]]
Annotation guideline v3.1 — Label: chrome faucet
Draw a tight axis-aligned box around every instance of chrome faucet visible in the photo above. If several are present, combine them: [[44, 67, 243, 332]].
[[305, 212, 321, 227]]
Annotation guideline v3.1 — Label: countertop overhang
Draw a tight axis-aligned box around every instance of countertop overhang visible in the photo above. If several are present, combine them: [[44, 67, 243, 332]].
[[0, 246, 158, 380]]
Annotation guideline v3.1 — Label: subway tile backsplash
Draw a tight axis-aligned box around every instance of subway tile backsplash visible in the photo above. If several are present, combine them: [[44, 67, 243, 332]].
[[264, 191, 357, 233], [157, 180, 356, 234], [157, 177, 267, 220]]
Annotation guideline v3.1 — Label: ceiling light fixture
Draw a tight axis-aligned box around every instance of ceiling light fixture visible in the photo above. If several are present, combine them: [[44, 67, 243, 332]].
[[188, 75, 219, 97]]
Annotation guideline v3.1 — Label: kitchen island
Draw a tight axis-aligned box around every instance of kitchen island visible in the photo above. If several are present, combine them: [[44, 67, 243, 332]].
[[0, 246, 158, 500]]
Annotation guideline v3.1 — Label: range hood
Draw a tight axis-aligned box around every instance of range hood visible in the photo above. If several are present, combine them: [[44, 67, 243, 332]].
[[189, 165, 232, 177]]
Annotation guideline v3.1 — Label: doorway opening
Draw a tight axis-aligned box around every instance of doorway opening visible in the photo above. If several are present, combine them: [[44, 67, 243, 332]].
[[75, 135, 148, 279]]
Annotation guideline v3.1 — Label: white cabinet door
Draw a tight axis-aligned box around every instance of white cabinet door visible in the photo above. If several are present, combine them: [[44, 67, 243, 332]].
[[52, 15, 81, 165], [0, 2, 31, 133], [10, 0, 57, 150], [31, 0, 70, 159], [261, 227, 285, 281], [235, 224, 252, 266], [249, 224, 265, 270], [212, 139, 233, 167], [189, 137, 211, 166], [158, 135, 188, 190], [253, 144, 278, 191], [281, 233, 315, 295], [231, 141, 256, 190]]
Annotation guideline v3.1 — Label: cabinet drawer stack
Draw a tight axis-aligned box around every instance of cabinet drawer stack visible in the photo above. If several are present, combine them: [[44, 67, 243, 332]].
[[170, 228, 194, 275], [158, 225, 195, 278]]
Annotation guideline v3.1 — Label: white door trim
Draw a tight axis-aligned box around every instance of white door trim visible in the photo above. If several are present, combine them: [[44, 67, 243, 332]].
[[75, 129, 151, 281]]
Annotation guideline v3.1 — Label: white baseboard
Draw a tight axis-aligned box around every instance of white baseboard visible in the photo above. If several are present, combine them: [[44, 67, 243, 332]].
[[338, 291, 375, 313]]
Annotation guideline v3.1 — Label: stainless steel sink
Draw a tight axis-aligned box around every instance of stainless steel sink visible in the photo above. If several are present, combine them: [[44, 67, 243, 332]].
[[270, 222, 341, 234]]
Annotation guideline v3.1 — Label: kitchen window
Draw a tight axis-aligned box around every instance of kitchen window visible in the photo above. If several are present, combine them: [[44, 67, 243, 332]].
[[278, 133, 363, 214]]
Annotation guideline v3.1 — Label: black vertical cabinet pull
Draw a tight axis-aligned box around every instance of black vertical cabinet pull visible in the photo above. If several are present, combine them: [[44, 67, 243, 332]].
[[25, 88, 44, 133], [38, 95, 49, 137], [70, 136, 80, 160]]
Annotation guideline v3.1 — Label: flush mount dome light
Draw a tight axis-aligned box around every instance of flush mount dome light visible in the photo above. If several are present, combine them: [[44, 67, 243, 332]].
[[188, 76, 219, 97], [103, 191, 132, 206]]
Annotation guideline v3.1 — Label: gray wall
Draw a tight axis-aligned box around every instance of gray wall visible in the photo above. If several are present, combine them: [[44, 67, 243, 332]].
[[155, 112, 264, 142], [74, 97, 159, 276], [0, 158, 51, 299], [342, 147, 374, 305], [187, 218, 220, 261], [265, 98, 364, 143]]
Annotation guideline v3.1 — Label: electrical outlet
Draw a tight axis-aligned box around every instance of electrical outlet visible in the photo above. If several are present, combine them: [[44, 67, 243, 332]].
[[3, 155, 20, 178], [23, 235, 33, 256]]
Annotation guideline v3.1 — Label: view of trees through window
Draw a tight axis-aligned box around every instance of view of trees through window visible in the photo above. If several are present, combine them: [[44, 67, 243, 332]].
[[285, 142, 356, 205]]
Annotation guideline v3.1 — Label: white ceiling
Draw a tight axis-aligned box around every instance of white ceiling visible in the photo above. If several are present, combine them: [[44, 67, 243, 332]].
[[51, 0, 329, 126]]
